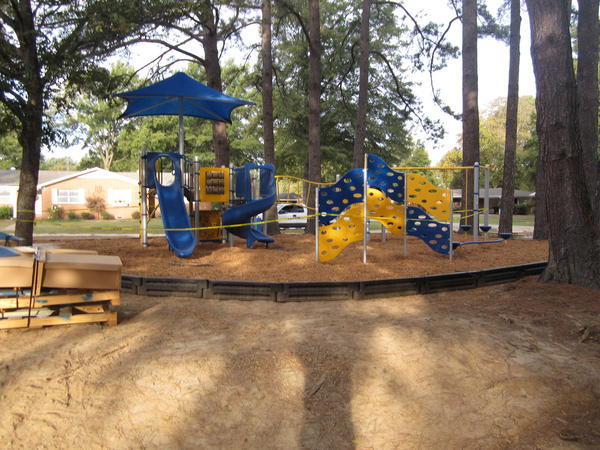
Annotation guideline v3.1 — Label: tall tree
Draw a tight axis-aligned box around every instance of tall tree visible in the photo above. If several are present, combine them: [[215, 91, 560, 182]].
[[69, 64, 143, 171], [135, 1, 254, 166], [202, 4, 231, 167], [525, 0, 600, 289], [352, 0, 371, 169], [576, 0, 599, 214], [499, 0, 521, 234], [262, 0, 280, 234], [461, 0, 480, 228], [532, 147, 548, 239], [0, 0, 148, 244], [306, 0, 321, 234]]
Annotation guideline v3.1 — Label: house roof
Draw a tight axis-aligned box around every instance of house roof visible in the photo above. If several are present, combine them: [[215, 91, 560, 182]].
[[0, 168, 138, 187], [0, 170, 75, 186], [37, 167, 138, 188]]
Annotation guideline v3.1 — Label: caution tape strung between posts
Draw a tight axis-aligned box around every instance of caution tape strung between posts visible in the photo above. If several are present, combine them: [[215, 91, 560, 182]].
[[11, 207, 493, 233]]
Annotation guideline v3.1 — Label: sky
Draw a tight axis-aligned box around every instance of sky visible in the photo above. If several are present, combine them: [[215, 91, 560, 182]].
[[53, 1, 537, 166]]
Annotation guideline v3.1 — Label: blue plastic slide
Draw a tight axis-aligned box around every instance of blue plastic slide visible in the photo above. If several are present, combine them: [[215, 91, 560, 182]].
[[222, 163, 276, 248], [149, 153, 197, 258]]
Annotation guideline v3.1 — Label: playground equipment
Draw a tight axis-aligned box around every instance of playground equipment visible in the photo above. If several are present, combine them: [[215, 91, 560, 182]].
[[144, 152, 197, 258], [316, 154, 502, 263], [139, 151, 276, 256], [118, 71, 261, 257], [222, 163, 276, 248], [393, 162, 494, 239]]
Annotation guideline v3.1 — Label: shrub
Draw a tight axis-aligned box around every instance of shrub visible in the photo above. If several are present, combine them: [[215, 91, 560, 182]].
[[0, 205, 12, 219], [86, 194, 106, 219], [131, 210, 141, 220], [67, 211, 79, 220], [100, 211, 115, 220], [47, 205, 65, 220], [513, 202, 529, 215], [80, 211, 95, 220]]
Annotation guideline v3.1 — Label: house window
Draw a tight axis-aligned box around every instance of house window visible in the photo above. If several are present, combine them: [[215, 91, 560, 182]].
[[53, 189, 84, 204], [108, 189, 132, 207], [0, 188, 11, 204]]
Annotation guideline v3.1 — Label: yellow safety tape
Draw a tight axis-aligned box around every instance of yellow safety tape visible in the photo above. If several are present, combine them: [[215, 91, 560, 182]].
[[392, 165, 491, 171], [275, 175, 333, 186]]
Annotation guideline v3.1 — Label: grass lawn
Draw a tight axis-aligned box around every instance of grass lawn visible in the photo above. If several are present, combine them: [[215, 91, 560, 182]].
[[2, 218, 166, 235], [460, 214, 534, 227]]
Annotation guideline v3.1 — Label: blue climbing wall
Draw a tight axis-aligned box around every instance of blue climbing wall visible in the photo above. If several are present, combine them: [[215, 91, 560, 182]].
[[406, 206, 451, 255]]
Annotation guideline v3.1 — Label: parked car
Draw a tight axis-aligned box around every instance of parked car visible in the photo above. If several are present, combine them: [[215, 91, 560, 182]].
[[256, 203, 308, 229], [277, 203, 308, 229]]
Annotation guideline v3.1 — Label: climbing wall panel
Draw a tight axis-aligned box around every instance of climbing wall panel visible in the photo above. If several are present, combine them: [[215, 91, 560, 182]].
[[366, 189, 405, 236], [318, 203, 364, 262], [406, 206, 451, 255], [199, 167, 230, 203], [318, 169, 364, 226], [318, 188, 407, 262], [406, 173, 451, 222], [366, 154, 405, 204]]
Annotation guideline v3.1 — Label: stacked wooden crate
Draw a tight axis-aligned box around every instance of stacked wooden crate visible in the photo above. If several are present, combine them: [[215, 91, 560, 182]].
[[0, 248, 122, 330]]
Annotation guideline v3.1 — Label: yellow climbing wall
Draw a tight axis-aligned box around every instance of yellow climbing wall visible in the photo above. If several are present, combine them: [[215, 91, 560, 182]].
[[366, 189, 405, 235], [406, 173, 451, 221], [318, 203, 364, 262], [318, 188, 405, 262]]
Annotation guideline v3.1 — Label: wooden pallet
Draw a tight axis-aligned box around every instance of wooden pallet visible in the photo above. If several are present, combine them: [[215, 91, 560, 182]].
[[0, 290, 120, 310], [0, 309, 117, 330], [0, 289, 119, 330]]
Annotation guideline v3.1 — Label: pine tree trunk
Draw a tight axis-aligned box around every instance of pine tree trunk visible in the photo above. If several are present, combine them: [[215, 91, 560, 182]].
[[203, 8, 231, 167], [16, 121, 42, 246], [461, 0, 480, 229], [262, 0, 280, 234], [532, 149, 548, 239], [499, 0, 521, 234], [576, 0, 599, 218], [14, 0, 44, 246], [526, 0, 600, 289], [306, 0, 321, 234], [352, 0, 371, 169]]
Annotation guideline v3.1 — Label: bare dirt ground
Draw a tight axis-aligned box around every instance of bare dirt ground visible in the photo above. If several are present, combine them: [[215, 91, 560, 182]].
[[35, 233, 549, 281], [2, 234, 599, 448], [0, 277, 599, 448]]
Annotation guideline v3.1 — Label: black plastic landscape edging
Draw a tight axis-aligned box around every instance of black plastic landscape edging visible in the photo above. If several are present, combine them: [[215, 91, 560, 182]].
[[120, 261, 548, 301]]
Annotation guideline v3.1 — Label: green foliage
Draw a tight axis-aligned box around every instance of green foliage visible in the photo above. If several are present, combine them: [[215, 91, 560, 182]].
[[438, 96, 539, 191], [67, 211, 79, 220], [80, 212, 95, 220], [47, 206, 65, 220], [0, 206, 13, 219], [100, 211, 115, 220], [436, 148, 463, 188], [478, 96, 538, 190], [398, 143, 437, 184], [131, 210, 141, 220], [85, 194, 107, 219], [40, 157, 77, 171], [68, 63, 144, 171], [514, 202, 529, 215], [0, 107, 21, 169]]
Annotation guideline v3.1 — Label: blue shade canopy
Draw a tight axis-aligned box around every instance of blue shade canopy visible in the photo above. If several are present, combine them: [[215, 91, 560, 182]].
[[115, 72, 254, 124]]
